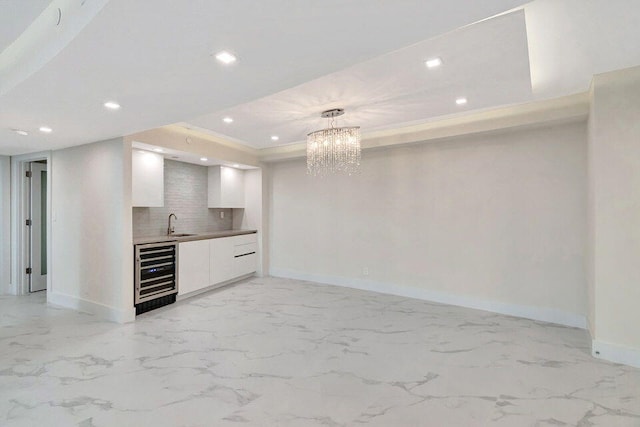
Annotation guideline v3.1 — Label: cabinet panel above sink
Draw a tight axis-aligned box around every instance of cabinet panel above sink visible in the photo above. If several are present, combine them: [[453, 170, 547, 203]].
[[208, 166, 244, 208]]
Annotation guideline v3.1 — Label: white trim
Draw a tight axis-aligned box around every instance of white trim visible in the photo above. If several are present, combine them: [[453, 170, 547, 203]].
[[270, 269, 587, 329], [176, 273, 255, 301], [0, 156, 11, 295], [592, 340, 640, 369], [48, 291, 135, 323], [10, 152, 52, 296]]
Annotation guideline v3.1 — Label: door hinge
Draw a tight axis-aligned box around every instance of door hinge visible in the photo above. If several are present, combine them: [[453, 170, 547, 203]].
[[26, 267, 32, 275], [26, 170, 32, 178], [26, 219, 32, 226]]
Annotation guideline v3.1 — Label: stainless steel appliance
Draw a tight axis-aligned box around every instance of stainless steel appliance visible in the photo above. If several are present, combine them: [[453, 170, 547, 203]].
[[134, 242, 179, 314]]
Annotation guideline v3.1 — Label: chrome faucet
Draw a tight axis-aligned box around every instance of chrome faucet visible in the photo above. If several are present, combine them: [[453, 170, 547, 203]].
[[167, 213, 177, 235]]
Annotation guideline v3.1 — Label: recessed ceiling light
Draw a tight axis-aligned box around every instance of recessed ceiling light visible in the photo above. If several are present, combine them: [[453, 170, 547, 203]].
[[39, 126, 52, 133], [223, 117, 234, 123], [456, 97, 468, 105], [200, 157, 208, 162], [14, 129, 28, 136], [215, 51, 237, 64], [233, 164, 240, 167], [271, 135, 279, 141], [425, 57, 443, 68], [104, 101, 121, 110], [153, 148, 164, 153]]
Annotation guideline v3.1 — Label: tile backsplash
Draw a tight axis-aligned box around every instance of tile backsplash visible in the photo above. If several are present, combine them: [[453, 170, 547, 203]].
[[132, 159, 233, 237]]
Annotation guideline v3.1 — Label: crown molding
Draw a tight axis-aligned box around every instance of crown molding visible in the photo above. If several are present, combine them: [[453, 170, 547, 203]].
[[127, 92, 589, 165]]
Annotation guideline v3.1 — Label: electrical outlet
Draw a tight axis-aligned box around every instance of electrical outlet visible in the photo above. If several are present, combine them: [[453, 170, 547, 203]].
[[220, 211, 224, 219], [362, 267, 369, 276]]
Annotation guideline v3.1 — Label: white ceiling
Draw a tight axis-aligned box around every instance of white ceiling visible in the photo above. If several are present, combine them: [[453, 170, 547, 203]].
[[131, 141, 256, 169], [0, 0, 527, 155], [0, 0, 52, 53], [188, 10, 532, 148], [1, 0, 640, 156]]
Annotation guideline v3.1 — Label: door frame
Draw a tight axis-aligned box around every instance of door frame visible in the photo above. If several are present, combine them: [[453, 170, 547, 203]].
[[10, 151, 52, 296], [29, 161, 48, 292]]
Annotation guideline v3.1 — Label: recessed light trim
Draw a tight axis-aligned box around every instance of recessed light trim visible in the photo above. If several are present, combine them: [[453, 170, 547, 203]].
[[39, 126, 53, 133], [14, 129, 28, 136], [104, 101, 121, 110], [271, 135, 279, 141], [425, 57, 443, 68], [456, 97, 468, 105], [215, 51, 237, 64], [200, 157, 208, 162], [223, 117, 234, 123]]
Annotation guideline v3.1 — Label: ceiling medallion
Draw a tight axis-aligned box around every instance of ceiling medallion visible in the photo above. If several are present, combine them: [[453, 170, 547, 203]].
[[306, 108, 361, 177]]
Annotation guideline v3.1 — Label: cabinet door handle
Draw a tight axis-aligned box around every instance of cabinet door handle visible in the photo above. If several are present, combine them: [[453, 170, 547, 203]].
[[234, 252, 256, 258]]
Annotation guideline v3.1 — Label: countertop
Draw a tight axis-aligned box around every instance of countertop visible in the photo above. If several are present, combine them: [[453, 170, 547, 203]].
[[133, 229, 257, 245]]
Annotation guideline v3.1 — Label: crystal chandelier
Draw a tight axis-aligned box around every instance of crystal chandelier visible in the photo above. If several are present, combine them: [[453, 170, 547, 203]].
[[307, 108, 361, 176]]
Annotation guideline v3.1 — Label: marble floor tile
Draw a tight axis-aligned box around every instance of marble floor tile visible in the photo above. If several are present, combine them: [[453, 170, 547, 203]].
[[1, 277, 639, 426]]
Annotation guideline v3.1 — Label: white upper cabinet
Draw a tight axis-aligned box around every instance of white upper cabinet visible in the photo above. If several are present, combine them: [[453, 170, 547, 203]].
[[132, 150, 164, 207], [208, 166, 244, 208]]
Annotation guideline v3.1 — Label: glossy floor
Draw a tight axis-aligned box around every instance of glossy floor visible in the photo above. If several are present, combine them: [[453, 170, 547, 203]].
[[1, 277, 639, 426]]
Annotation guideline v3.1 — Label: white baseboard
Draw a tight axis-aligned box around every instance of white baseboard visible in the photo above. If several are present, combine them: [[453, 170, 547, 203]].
[[3, 282, 18, 295], [177, 273, 255, 301], [48, 291, 135, 323], [270, 269, 587, 329], [592, 340, 640, 368]]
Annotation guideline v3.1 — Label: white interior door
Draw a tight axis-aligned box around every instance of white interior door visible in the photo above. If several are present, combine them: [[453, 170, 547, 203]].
[[29, 162, 47, 292]]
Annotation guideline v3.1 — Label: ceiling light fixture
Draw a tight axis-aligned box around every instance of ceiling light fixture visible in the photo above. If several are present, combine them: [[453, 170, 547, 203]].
[[39, 126, 53, 133], [215, 51, 237, 64], [456, 97, 468, 105], [425, 57, 443, 68], [233, 164, 240, 167], [104, 101, 121, 110], [271, 135, 279, 141], [307, 108, 361, 177], [200, 157, 208, 162], [153, 148, 164, 153], [223, 117, 234, 123], [14, 129, 28, 136]]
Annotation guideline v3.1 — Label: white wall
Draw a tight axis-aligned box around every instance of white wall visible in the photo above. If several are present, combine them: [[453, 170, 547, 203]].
[[0, 156, 10, 294], [49, 138, 134, 322], [588, 65, 640, 367], [269, 121, 587, 327]]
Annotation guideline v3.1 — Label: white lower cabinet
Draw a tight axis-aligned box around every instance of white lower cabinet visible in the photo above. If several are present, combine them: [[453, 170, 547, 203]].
[[210, 234, 258, 285], [210, 237, 235, 285], [178, 240, 210, 296], [179, 234, 258, 297], [234, 252, 257, 277], [233, 242, 257, 277]]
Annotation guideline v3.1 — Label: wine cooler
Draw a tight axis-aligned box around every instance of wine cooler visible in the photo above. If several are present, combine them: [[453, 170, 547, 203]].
[[134, 242, 179, 315]]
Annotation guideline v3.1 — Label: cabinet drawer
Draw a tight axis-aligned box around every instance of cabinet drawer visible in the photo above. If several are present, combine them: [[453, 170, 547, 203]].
[[233, 252, 257, 277], [233, 233, 257, 245], [234, 242, 257, 257]]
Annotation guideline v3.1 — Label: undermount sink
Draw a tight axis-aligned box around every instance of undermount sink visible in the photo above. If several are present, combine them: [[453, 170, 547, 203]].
[[170, 233, 196, 237]]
